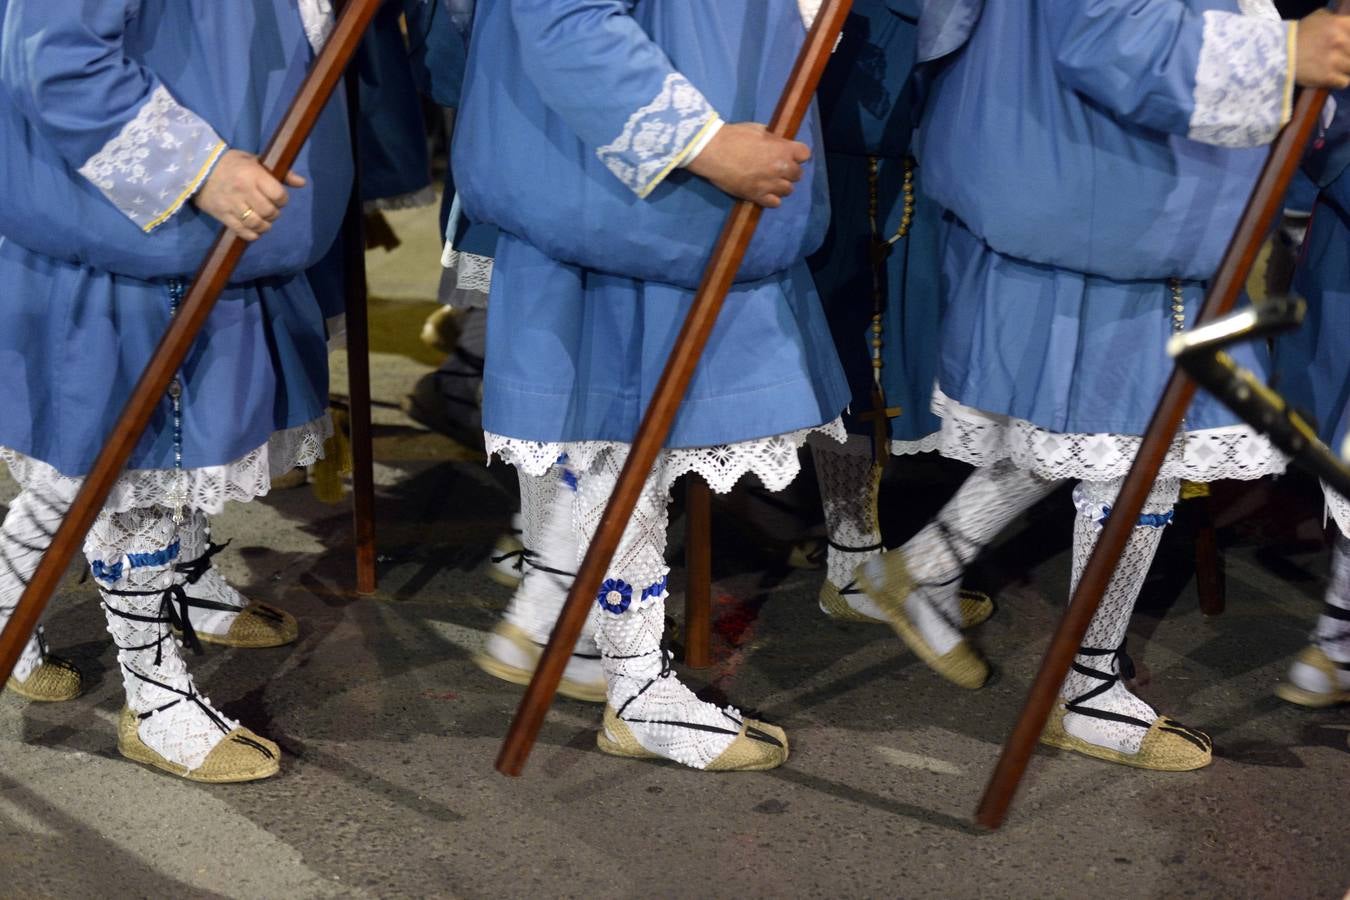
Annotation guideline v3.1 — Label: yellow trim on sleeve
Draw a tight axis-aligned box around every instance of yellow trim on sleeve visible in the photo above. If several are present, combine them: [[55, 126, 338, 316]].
[[1281, 21, 1297, 128], [636, 116, 722, 200], [141, 139, 228, 233]]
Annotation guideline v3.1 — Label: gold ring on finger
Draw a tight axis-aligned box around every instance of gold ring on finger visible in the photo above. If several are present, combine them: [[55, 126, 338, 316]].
[[240, 207, 255, 223]]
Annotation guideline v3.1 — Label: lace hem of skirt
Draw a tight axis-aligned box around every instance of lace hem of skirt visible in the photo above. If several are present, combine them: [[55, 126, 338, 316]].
[[486, 418, 847, 495], [363, 185, 439, 213], [439, 244, 493, 309], [890, 431, 943, 457], [1, 416, 331, 516], [932, 389, 1286, 482]]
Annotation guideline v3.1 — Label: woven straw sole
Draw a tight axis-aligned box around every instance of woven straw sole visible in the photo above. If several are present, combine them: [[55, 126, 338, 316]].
[[117, 708, 280, 783], [1039, 704, 1212, 772], [474, 623, 606, 703], [1274, 646, 1350, 708], [5, 658, 83, 702], [855, 557, 990, 690], [191, 603, 298, 649], [596, 706, 788, 771], [820, 582, 995, 630]]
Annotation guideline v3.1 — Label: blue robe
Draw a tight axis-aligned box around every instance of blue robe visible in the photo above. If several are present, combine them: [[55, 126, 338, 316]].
[[1278, 90, 1350, 460], [807, 0, 942, 445], [456, 0, 849, 448], [355, 1, 433, 205], [916, 0, 1293, 436], [0, 0, 352, 477]]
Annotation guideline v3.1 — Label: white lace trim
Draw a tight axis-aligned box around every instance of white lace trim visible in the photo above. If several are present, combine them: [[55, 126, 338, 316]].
[[77, 84, 226, 233], [932, 389, 1286, 483], [486, 417, 847, 496], [1, 416, 331, 517], [798, 0, 823, 28], [1189, 10, 1293, 148], [297, 0, 336, 53], [1236, 0, 1280, 20], [890, 431, 943, 457], [363, 185, 439, 213], [439, 244, 495, 309], [596, 73, 719, 198]]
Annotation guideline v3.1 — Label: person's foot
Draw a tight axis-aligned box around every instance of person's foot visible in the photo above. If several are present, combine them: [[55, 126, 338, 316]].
[[177, 523, 298, 649], [1275, 645, 1350, 708], [856, 550, 991, 689], [474, 621, 606, 702], [819, 578, 995, 629], [1040, 647, 1211, 771], [6, 655, 83, 702], [596, 591, 788, 771], [117, 707, 280, 783]]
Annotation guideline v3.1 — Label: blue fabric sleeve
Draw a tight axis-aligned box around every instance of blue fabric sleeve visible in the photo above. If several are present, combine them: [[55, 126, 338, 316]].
[[508, 0, 721, 196], [1041, 0, 1206, 136], [0, 0, 227, 231]]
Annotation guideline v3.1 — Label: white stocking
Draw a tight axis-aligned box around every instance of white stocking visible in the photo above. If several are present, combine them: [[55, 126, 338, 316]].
[[1060, 477, 1180, 755], [577, 449, 745, 769], [810, 433, 885, 617], [88, 506, 237, 772], [863, 460, 1059, 652], [504, 461, 600, 652], [1312, 533, 1350, 668], [175, 509, 246, 638], [0, 490, 70, 682]]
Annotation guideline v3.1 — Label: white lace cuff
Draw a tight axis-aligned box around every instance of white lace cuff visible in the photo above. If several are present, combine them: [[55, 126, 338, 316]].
[[1188, 11, 1295, 149], [596, 73, 721, 199], [76, 85, 227, 233]]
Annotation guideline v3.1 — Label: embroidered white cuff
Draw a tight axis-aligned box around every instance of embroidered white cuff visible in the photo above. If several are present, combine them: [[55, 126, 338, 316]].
[[1189, 11, 1295, 149], [596, 73, 721, 199], [77, 85, 227, 233]]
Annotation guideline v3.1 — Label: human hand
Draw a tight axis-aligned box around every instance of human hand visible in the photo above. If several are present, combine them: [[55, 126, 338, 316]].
[[192, 149, 307, 241], [685, 122, 811, 208], [1296, 9, 1350, 89]]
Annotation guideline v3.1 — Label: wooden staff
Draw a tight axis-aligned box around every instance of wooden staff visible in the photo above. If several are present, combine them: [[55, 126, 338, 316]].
[[684, 476, 713, 669], [341, 58, 379, 596], [0, 0, 384, 687], [975, 60, 1341, 829], [496, 0, 855, 776]]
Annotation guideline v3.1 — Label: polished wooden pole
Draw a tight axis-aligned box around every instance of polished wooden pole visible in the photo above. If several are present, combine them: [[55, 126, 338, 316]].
[[0, 0, 383, 687], [974, 65, 1340, 830], [495, 0, 855, 776], [341, 58, 379, 596], [684, 476, 713, 669]]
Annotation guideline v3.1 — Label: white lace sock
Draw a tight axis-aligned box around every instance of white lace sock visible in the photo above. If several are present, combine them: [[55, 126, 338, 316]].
[[89, 506, 238, 772], [578, 449, 744, 769], [1313, 533, 1350, 666], [175, 509, 247, 638], [810, 433, 885, 617], [1060, 477, 1180, 755], [861, 460, 1059, 652], [0, 490, 70, 682], [501, 461, 601, 655]]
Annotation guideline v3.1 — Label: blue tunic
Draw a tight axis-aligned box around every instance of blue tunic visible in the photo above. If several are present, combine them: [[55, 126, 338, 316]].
[[1279, 92, 1350, 459], [0, 0, 352, 477], [917, 0, 1293, 436], [807, 0, 943, 445], [355, 1, 433, 205], [459, 1, 849, 448]]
